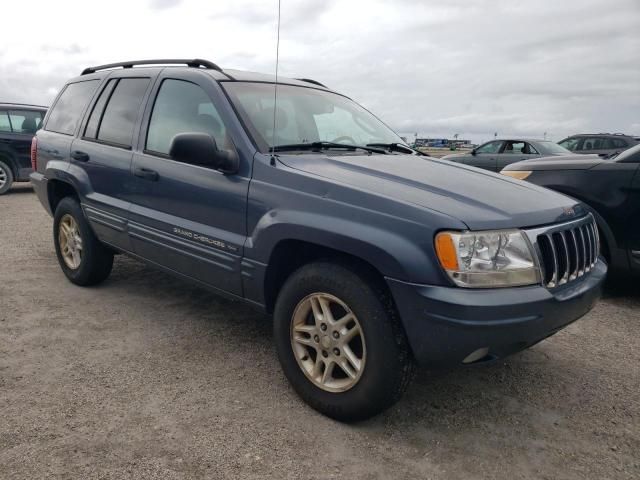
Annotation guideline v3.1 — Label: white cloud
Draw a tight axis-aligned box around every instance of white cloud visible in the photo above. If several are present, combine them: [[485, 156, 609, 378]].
[[1, 0, 638, 142]]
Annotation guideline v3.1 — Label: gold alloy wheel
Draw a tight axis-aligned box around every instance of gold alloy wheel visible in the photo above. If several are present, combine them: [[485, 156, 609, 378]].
[[58, 214, 83, 270], [290, 293, 366, 392]]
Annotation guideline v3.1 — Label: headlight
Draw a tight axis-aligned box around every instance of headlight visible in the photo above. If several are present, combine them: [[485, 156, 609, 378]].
[[501, 170, 532, 180], [435, 230, 540, 288]]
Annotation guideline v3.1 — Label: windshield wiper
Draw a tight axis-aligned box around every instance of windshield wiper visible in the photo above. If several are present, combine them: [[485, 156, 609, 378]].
[[366, 142, 426, 155], [271, 141, 387, 154]]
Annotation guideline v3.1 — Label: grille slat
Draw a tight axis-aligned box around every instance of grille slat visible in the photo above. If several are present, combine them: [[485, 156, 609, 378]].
[[569, 229, 579, 280], [585, 225, 594, 270], [535, 216, 598, 288], [547, 233, 559, 287], [577, 227, 586, 275], [558, 231, 570, 285]]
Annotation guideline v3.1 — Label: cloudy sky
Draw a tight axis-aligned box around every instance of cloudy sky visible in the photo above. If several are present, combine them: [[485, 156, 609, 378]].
[[1, 0, 638, 143]]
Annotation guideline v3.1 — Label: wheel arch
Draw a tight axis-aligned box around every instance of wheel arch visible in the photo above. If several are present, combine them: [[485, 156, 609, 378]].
[[47, 179, 80, 214], [263, 239, 392, 315], [552, 189, 618, 265], [0, 151, 18, 177]]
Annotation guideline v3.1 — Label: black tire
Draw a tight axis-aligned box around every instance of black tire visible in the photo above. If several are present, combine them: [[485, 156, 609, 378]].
[[53, 197, 113, 286], [274, 261, 414, 422], [0, 160, 14, 195]]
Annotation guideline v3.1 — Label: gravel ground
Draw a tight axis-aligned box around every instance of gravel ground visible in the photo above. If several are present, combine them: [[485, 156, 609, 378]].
[[1, 184, 639, 479]]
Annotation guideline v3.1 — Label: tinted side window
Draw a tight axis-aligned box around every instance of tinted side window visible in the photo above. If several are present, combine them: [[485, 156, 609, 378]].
[[146, 79, 229, 155], [476, 141, 502, 154], [84, 79, 117, 139], [559, 137, 580, 150], [97, 78, 150, 147], [46, 80, 100, 135], [9, 110, 44, 134], [0, 111, 10, 132], [503, 141, 525, 153], [579, 137, 602, 150]]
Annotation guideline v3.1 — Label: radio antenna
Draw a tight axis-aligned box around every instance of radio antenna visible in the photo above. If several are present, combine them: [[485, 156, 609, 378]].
[[270, 0, 282, 161]]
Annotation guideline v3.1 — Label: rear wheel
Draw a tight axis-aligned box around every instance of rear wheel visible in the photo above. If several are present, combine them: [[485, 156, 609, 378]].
[[274, 262, 414, 422], [0, 160, 14, 195], [53, 197, 113, 286]]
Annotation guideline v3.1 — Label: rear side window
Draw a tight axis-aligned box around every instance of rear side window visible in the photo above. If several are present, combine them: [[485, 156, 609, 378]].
[[0, 111, 10, 132], [46, 80, 100, 135], [8, 110, 44, 133], [95, 78, 150, 147], [84, 79, 117, 139], [579, 137, 603, 150], [603, 138, 627, 149]]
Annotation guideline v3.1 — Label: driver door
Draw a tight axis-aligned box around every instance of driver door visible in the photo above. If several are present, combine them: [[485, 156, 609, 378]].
[[128, 71, 250, 296], [467, 141, 503, 171]]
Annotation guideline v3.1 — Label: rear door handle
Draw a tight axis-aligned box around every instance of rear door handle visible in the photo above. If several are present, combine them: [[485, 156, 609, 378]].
[[71, 150, 90, 162], [134, 167, 159, 181]]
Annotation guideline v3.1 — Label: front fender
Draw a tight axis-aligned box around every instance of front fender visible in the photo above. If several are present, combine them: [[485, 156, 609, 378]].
[[247, 208, 451, 286]]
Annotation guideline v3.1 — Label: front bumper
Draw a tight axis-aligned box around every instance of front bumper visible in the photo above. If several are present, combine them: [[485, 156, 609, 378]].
[[387, 259, 606, 367]]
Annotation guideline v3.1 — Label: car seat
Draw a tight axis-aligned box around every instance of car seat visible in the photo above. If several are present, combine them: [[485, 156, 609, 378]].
[[21, 117, 37, 133]]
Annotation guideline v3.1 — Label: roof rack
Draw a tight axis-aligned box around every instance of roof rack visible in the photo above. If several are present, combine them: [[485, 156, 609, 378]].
[[81, 58, 225, 76], [0, 102, 48, 109], [296, 78, 327, 88]]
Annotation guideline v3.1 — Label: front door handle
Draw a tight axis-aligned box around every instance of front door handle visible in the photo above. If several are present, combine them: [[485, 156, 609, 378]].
[[134, 167, 159, 181], [71, 150, 90, 162]]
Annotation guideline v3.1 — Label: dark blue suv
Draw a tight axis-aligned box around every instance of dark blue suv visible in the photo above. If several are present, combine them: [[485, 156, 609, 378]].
[[30, 59, 606, 421], [0, 103, 47, 194]]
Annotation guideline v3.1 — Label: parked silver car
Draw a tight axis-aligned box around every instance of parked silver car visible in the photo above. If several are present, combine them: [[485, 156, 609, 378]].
[[442, 139, 572, 172]]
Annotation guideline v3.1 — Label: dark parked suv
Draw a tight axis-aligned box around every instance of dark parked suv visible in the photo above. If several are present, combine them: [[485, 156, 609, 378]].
[[0, 103, 47, 194], [558, 133, 638, 156], [502, 144, 640, 277], [30, 59, 606, 421]]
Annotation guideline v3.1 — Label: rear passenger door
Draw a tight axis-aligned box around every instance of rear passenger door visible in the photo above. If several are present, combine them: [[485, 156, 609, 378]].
[[497, 140, 538, 171], [128, 71, 249, 296], [72, 73, 155, 251]]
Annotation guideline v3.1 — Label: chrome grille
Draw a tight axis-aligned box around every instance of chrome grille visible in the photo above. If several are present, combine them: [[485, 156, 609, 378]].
[[534, 215, 599, 288]]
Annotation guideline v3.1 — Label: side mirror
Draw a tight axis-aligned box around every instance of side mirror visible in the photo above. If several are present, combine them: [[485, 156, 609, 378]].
[[470, 149, 477, 155], [169, 133, 239, 174]]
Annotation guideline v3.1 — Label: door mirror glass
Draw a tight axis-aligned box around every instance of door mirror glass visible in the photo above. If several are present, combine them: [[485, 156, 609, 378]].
[[169, 133, 238, 173]]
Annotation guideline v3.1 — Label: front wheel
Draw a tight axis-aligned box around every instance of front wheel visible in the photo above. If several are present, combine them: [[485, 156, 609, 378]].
[[53, 197, 114, 286], [274, 262, 414, 422]]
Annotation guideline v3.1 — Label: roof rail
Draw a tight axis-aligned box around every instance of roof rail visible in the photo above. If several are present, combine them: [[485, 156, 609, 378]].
[[81, 58, 224, 75], [296, 78, 327, 88]]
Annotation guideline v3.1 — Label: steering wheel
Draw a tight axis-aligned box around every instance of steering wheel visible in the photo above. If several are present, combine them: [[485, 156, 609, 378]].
[[331, 136, 357, 145]]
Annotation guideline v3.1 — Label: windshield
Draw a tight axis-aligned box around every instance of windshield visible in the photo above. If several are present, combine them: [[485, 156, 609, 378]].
[[223, 82, 404, 152], [542, 142, 572, 154]]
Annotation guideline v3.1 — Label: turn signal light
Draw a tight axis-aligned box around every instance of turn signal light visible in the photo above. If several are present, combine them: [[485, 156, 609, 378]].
[[435, 232, 459, 271], [501, 170, 532, 180]]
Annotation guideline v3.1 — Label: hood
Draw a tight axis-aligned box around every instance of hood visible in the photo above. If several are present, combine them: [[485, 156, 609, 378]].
[[505, 154, 605, 171], [278, 153, 585, 230]]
